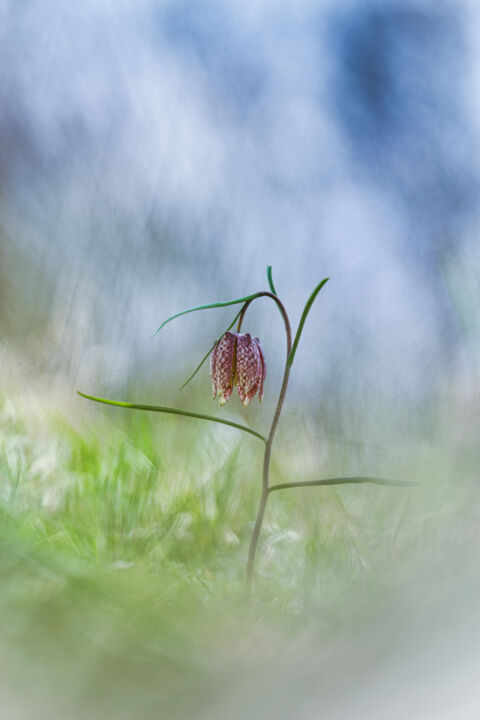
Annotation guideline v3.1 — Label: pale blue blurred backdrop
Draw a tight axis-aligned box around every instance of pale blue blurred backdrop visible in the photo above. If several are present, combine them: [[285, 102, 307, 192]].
[[1, 0, 479, 424]]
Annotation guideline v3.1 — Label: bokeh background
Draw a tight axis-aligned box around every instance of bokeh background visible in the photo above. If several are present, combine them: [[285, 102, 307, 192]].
[[1, 1, 480, 718]]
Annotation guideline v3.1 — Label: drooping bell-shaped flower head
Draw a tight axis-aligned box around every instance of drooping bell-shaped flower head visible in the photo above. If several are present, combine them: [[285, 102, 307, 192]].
[[210, 332, 266, 407]]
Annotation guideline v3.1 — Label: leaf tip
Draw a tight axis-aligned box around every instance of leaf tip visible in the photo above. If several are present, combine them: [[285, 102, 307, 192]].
[[266, 265, 277, 295], [151, 322, 164, 338]]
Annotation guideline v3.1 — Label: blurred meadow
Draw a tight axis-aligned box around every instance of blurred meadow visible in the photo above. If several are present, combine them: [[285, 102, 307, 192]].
[[1, 1, 480, 718]]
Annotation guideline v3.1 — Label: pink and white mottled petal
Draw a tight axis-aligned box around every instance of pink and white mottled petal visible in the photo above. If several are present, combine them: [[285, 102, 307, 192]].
[[236, 334, 261, 406], [254, 337, 266, 401], [213, 332, 236, 405], [210, 330, 265, 407], [244, 374, 260, 406], [247, 342, 262, 404], [210, 343, 218, 398], [219, 384, 233, 405]]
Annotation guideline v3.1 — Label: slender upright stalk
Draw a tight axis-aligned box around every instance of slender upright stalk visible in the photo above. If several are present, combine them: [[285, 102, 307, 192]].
[[239, 293, 292, 596]]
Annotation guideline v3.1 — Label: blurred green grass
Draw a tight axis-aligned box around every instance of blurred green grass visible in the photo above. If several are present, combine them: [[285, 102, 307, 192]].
[[1, 364, 479, 718]]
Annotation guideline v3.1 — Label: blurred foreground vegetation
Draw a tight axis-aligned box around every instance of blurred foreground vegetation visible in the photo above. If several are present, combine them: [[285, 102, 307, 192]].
[[1, 348, 479, 719]]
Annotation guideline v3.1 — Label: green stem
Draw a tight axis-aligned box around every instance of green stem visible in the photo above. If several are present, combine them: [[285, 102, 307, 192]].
[[77, 392, 267, 443], [287, 277, 329, 367], [153, 292, 266, 336], [244, 293, 292, 596], [268, 477, 417, 493], [237, 299, 254, 332], [267, 266, 278, 296]]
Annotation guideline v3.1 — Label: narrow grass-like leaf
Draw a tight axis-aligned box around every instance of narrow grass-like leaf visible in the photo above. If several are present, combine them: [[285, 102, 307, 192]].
[[179, 307, 244, 391], [267, 266, 277, 295], [153, 293, 263, 337], [268, 476, 417, 493], [287, 277, 329, 367], [77, 391, 267, 442]]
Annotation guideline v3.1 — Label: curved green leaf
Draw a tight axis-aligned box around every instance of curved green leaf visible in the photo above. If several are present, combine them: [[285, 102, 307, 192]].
[[153, 293, 263, 337], [179, 306, 244, 391], [77, 391, 267, 443], [267, 265, 277, 296], [268, 476, 417, 493], [287, 277, 329, 367]]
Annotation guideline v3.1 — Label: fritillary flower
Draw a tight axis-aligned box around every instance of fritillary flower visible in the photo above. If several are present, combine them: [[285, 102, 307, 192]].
[[80, 267, 339, 594], [210, 332, 266, 406]]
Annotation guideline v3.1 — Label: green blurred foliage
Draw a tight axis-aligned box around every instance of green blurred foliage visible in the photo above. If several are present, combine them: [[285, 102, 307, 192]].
[[0, 363, 479, 717]]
